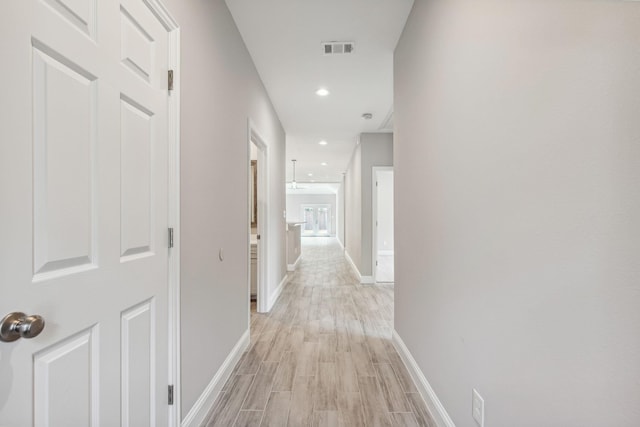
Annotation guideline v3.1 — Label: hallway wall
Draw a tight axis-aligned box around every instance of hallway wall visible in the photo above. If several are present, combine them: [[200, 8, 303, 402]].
[[344, 134, 393, 279], [344, 143, 362, 271], [163, 0, 286, 420], [359, 133, 393, 277], [394, 1, 640, 426], [337, 179, 345, 247]]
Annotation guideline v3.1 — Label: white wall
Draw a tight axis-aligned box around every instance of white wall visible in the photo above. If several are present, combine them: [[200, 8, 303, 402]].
[[394, 1, 640, 426], [376, 170, 394, 253], [286, 193, 337, 235], [163, 0, 286, 419]]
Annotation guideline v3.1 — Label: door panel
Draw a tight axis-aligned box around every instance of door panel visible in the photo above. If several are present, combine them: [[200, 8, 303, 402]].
[[32, 43, 97, 280], [40, 0, 97, 40], [33, 326, 99, 426], [0, 0, 172, 425], [122, 300, 155, 427], [120, 96, 154, 260], [121, 6, 154, 82]]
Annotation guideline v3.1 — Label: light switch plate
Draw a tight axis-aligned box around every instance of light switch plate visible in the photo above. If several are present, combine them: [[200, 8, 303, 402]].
[[472, 389, 484, 427]]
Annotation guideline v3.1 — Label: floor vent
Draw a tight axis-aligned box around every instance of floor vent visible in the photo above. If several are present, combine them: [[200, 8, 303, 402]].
[[322, 41, 354, 55]]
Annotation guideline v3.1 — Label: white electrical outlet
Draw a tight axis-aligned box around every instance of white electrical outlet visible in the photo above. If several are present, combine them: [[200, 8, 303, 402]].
[[472, 389, 485, 427]]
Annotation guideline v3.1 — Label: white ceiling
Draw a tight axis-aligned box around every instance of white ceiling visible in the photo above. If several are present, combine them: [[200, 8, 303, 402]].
[[286, 183, 340, 196], [226, 0, 414, 183]]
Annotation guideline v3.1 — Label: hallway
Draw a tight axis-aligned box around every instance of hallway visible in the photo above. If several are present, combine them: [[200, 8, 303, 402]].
[[204, 238, 435, 426]]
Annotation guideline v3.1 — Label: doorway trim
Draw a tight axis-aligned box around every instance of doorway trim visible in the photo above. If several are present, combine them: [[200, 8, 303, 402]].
[[139, 1, 181, 425], [372, 166, 394, 284], [247, 119, 269, 314]]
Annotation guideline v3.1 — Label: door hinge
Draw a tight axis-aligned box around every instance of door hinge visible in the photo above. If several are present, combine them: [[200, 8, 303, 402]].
[[168, 227, 174, 248], [168, 70, 174, 91], [168, 385, 174, 405]]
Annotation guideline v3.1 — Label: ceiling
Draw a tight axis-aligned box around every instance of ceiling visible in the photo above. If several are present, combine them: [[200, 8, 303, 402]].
[[226, 0, 414, 183], [286, 183, 340, 196]]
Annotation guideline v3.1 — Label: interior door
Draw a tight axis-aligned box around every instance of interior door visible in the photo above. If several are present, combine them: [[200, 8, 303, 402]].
[[375, 170, 394, 283], [0, 0, 172, 425]]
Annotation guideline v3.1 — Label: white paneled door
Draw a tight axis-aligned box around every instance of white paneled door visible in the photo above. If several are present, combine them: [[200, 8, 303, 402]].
[[0, 0, 173, 425]]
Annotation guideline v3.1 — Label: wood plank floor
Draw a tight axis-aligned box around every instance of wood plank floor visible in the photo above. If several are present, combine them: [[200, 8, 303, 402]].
[[203, 237, 436, 427]]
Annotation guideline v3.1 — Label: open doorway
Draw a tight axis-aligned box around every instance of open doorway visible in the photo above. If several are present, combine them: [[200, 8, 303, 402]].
[[373, 167, 394, 283], [248, 125, 269, 313], [249, 143, 259, 308]]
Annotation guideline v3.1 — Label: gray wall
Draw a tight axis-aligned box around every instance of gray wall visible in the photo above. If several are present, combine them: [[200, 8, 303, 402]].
[[359, 133, 393, 277], [344, 144, 362, 270], [286, 193, 337, 235], [344, 134, 393, 277], [286, 224, 302, 266], [394, 1, 640, 426], [163, 0, 286, 419]]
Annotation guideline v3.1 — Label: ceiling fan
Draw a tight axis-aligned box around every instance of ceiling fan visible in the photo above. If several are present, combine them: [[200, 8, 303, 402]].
[[287, 159, 307, 190]]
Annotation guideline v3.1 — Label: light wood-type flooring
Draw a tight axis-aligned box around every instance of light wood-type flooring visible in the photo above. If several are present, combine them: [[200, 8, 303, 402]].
[[203, 237, 436, 427]]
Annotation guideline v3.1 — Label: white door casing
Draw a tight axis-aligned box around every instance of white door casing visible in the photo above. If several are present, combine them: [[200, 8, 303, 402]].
[[372, 167, 394, 283], [248, 121, 269, 314], [0, 0, 179, 425]]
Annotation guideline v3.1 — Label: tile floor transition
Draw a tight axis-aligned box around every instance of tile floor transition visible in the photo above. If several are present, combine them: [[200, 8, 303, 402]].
[[203, 237, 436, 427]]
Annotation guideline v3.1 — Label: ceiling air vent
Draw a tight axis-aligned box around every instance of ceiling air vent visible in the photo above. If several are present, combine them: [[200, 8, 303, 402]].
[[322, 41, 355, 55]]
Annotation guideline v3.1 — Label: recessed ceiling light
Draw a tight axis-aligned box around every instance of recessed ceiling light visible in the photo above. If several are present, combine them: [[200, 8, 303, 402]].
[[308, 173, 313, 177], [319, 140, 328, 146], [321, 162, 328, 166], [316, 88, 330, 97]]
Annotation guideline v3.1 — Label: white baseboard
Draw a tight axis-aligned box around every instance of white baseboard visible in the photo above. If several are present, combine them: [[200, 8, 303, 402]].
[[181, 329, 250, 427], [267, 274, 288, 311], [287, 254, 302, 272], [345, 250, 375, 285], [337, 238, 344, 250], [344, 250, 361, 279], [392, 330, 455, 427]]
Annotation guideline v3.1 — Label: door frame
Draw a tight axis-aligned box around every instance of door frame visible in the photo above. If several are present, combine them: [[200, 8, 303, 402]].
[[247, 120, 269, 314], [372, 167, 394, 284], [141, 1, 181, 426]]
